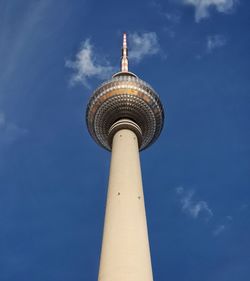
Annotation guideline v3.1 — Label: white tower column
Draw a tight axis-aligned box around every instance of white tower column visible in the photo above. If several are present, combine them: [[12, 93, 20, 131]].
[[98, 125, 154, 281], [86, 33, 164, 281]]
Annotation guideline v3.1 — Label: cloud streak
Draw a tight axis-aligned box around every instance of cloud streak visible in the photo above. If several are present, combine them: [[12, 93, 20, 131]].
[[176, 187, 213, 219], [151, 1, 181, 24], [65, 39, 114, 88], [213, 224, 226, 236], [213, 216, 232, 236], [181, 0, 238, 22], [0, 111, 27, 148], [129, 32, 160, 63], [206, 34, 227, 52], [0, 1, 51, 84]]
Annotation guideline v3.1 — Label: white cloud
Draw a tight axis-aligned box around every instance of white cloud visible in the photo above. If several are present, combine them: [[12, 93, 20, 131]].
[[176, 186, 213, 219], [176, 186, 185, 194], [150, 1, 181, 24], [240, 203, 248, 211], [129, 32, 160, 63], [164, 12, 181, 24], [213, 224, 226, 236], [182, 0, 238, 22], [0, 1, 51, 83], [213, 215, 233, 236], [0, 112, 5, 128], [0, 111, 27, 147], [65, 39, 114, 88], [207, 34, 227, 52]]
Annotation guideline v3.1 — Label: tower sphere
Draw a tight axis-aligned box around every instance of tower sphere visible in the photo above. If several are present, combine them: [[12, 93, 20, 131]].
[[86, 34, 164, 151]]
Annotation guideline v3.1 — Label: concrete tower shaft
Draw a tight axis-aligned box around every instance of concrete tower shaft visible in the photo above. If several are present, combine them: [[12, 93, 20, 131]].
[[98, 127, 153, 281]]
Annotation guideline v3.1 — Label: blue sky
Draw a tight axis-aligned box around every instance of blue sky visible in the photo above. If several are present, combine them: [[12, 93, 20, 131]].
[[0, 0, 249, 280]]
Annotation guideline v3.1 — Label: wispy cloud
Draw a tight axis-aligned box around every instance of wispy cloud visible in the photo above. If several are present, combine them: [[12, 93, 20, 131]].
[[150, 1, 180, 38], [176, 187, 235, 236], [181, 0, 238, 22], [0, 111, 27, 147], [240, 203, 248, 211], [213, 224, 226, 236], [150, 1, 181, 24], [164, 12, 181, 24], [213, 216, 232, 236], [207, 34, 227, 52], [65, 39, 115, 88], [0, 1, 51, 83], [195, 34, 227, 59], [129, 32, 160, 63], [176, 186, 213, 219]]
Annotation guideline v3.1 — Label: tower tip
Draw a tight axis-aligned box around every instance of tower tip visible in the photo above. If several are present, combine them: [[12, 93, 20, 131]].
[[121, 33, 128, 72], [123, 32, 127, 43]]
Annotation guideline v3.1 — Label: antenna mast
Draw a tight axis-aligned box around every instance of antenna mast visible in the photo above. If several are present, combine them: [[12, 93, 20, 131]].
[[121, 33, 128, 72]]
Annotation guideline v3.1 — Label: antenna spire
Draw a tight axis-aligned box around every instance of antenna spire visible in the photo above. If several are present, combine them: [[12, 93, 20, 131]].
[[121, 33, 128, 72]]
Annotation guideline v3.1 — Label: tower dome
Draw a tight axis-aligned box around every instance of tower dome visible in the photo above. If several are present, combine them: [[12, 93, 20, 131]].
[[86, 33, 164, 151]]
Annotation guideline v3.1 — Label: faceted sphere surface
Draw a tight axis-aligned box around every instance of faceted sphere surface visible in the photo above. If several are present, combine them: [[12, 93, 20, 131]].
[[86, 73, 164, 151]]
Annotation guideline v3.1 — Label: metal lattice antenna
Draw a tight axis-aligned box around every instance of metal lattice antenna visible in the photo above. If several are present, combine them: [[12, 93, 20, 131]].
[[121, 33, 128, 72]]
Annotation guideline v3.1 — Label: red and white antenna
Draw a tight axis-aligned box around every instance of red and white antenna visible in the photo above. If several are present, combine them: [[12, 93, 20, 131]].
[[121, 33, 128, 72]]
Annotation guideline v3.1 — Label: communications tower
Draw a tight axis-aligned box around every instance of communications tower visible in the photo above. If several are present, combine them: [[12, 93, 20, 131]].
[[86, 33, 164, 281]]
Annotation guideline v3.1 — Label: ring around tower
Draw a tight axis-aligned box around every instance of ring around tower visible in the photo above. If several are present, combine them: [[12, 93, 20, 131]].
[[86, 33, 164, 281]]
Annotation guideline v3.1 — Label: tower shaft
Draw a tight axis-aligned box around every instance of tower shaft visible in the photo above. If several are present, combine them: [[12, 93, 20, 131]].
[[98, 128, 153, 281]]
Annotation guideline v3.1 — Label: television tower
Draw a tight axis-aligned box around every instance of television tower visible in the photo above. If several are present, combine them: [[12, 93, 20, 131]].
[[86, 33, 164, 281]]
